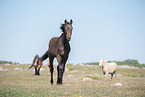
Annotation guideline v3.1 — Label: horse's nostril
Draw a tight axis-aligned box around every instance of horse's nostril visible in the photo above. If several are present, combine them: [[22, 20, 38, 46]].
[[66, 37, 71, 41], [34, 63, 37, 66]]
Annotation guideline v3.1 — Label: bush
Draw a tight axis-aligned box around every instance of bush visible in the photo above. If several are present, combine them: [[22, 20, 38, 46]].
[[0, 60, 19, 64]]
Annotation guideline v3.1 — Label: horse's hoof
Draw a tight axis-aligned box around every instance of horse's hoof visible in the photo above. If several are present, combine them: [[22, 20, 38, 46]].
[[50, 81, 53, 85], [35, 73, 40, 76], [57, 83, 63, 85], [57, 81, 62, 85], [57, 83, 62, 85]]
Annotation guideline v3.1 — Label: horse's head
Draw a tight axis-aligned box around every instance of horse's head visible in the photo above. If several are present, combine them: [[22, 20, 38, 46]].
[[99, 58, 104, 68], [61, 19, 73, 41]]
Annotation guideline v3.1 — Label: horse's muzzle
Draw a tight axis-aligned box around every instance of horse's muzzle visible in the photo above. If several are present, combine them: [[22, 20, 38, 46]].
[[34, 63, 37, 66], [66, 37, 71, 41]]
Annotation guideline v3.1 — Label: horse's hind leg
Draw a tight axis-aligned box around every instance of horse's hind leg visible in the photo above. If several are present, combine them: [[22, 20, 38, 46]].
[[37, 64, 42, 75], [104, 72, 108, 77], [114, 70, 117, 79], [37, 67, 40, 75], [111, 70, 117, 79], [34, 67, 38, 75], [49, 57, 54, 85], [47, 60, 50, 76], [111, 74, 113, 79], [103, 72, 105, 75]]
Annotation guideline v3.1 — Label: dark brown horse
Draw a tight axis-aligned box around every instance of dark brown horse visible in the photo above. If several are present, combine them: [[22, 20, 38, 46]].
[[41, 19, 73, 85], [29, 55, 43, 75]]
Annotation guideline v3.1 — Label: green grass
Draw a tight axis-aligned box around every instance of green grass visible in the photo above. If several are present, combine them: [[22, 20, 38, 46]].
[[0, 64, 145, 97], [123, 73, 144, 77], [85, 75, 104, 80]]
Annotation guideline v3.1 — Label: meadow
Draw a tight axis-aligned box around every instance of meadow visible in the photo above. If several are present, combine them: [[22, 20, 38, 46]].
[[0, 64, 145, 97]]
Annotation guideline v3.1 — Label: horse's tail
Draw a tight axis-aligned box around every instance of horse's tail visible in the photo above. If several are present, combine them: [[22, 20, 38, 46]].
[[41, 50, 48, 62], [28, 54, 38, 69], [28, 64, 33, 69]]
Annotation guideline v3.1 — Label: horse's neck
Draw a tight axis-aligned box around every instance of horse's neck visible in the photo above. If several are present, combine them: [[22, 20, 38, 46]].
[[103, 60, 108, 66], [59, 33, 68, 46], [60, 33, 66, 41]]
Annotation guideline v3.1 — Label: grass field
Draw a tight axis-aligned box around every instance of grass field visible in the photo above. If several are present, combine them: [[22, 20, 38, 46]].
[[0, 64, 145, 97]]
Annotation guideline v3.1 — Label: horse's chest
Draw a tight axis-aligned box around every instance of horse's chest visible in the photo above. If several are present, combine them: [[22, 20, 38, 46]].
[[58, 46, 70, 56]]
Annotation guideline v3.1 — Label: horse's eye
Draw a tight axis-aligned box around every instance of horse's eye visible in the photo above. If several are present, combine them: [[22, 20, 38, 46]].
[[67, 27, 70, 29]]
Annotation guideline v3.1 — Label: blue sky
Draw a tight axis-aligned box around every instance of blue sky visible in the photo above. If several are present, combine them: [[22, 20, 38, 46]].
[[0, 0, 145, 64]]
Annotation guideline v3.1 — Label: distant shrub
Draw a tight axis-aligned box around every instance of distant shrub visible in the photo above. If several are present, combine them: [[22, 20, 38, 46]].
[[139, 64, 145, 68], [0, 60, 19, 64], [0, 60, 13, 64], [68, 68, 74, 71], [84, 62, 99, 65], [67, 64, 73, 66]]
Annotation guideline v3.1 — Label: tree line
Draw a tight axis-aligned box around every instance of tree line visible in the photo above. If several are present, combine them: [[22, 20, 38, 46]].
[[1, 59, 145, 68], [0, 60, 19, 64], [84, 59, 145, 68]]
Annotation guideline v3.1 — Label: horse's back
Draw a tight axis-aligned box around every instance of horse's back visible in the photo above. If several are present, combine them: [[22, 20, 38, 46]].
[[49, 37, 58, 47], [48, 37, 59, 57], [108, 62, 117, 72], [109, 62, 117, 67]]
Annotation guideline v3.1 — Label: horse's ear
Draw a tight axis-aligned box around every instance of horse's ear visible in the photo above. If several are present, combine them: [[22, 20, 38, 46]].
[[64, 19, 67, 24], [70, 19, 73, 24]]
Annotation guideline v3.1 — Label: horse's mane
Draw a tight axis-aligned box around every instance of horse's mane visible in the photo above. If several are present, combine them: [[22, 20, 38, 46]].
[[60, 22, 69, 32], [60, 24, 65, 32]]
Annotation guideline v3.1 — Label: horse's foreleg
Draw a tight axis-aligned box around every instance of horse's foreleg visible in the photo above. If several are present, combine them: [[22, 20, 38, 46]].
[[49, 57, 54, 85], [57, 64, 65, 84], [104, 72, 108, 77], [56, 54, 63, 84], [56, 54, 68, 85]]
